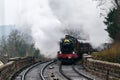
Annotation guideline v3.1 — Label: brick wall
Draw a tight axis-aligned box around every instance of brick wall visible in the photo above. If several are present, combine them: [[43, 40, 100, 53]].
[[0, 57, 34, 80], [83, 54, 120, 80]]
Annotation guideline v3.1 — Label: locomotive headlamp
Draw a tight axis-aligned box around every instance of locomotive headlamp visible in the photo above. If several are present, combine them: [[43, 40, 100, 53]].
[[59, 51, 62, 54], [58, 51, 61, 54], [73, 52, 75, 54]]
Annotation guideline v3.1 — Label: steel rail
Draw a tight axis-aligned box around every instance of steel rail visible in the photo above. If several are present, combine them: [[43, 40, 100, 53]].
[[59, 63, 71, 80], [40, 59, 56, 80], [72, 65, 93, 80], [59, 63, 93, 80], [22, 60, 53, 80], [22, 61, 45, 80]]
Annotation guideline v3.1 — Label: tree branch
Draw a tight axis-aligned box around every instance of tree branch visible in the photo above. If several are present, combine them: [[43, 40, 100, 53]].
[[115, 0, 120, 8]]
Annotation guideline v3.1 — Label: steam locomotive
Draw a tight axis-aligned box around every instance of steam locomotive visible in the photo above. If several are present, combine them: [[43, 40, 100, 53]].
[[57, 35, 93, 64]]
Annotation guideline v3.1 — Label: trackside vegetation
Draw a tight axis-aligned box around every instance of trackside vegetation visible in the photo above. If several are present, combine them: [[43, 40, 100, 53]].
[[0, 29, 44, 58], [92, 0, 120, 63], [92, 42, 120, 63]]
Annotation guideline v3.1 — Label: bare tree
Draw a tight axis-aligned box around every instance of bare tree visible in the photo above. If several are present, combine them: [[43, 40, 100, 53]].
[[63, 28, 89, 40], [114, 0, 120, 8], [0, 36, 8, 56], [0, 29, 42, 58], [95, 0, 120, 8], [96, 0, 120, 41]]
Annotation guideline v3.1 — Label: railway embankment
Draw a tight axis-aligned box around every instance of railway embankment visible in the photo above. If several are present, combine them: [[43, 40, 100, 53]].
[[83, 54, 120, 80], [0, 57, 35, 80]]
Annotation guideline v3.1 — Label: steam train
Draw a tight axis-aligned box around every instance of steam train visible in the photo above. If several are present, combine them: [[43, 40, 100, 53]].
[[57, 35, 93, 64]]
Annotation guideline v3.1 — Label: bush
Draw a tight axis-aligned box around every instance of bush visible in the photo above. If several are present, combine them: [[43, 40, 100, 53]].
[[92, 42, 120, 63]]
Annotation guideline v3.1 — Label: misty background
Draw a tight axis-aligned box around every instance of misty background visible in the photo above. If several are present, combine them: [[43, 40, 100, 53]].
[[0, 0, 111, 57]]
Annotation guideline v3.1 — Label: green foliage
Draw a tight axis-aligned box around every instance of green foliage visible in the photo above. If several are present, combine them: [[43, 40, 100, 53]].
[[104, 8, 120, 41]]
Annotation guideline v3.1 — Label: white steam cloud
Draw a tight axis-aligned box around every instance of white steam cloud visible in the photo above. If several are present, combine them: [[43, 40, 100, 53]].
[[17, 0, 63, 57], [3, 0, 109, 57]]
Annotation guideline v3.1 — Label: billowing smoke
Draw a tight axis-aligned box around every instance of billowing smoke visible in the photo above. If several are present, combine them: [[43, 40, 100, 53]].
[[16, 0, 63, 57], [4, 0, 109, 57], [48, 0, 109, 48]]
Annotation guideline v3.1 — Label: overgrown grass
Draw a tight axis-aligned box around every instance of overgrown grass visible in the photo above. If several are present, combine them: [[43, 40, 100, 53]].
[[92, 42, 120, 63]]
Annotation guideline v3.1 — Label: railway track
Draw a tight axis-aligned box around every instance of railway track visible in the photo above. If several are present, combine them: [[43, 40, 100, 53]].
[[14, 60, 102, 80], [40, 60, 56, 80], [59, 63, 93, 80], [14, 60, 55, 80]]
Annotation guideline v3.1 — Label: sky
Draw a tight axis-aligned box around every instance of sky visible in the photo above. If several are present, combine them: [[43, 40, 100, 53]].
[[0, 0, 4, 25], [0, 0, 112, 57]]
